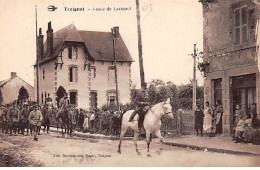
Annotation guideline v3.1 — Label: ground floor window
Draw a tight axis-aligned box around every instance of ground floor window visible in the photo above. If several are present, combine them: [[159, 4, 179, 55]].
[[107, 91, 117, 110], [69, 91, 78, 106], [90, 92, 97, 108]]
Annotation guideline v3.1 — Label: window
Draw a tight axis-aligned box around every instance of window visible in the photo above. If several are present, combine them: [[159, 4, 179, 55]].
[[68, 46, 77, 59], [90, 67, 96, 78], [69, 66, 78, 83], [90, 92, 97, 108], [108, 67, 115, 83], [69, 91, 77, 105], [234, 6, 247, 45], [41, 93, 44, 104], [107, 91, 117, 109], [42, 69, 45, 80], [68, 47, 72, 59]]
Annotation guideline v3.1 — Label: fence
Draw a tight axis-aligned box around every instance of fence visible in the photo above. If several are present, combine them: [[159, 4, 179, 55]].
[[51, 109, 195, 137]]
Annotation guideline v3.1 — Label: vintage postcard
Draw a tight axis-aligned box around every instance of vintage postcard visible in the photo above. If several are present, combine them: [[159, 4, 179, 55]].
[[0, 0, 260, 167]]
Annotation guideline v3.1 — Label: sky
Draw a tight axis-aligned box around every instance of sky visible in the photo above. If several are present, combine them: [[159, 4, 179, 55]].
[[0, 0, 204, 88]]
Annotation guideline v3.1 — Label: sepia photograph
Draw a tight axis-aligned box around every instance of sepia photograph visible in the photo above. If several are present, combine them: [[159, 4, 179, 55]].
[[0, 0, 259, 167]]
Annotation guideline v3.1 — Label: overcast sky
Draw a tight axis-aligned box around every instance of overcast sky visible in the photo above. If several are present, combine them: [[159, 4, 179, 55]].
[[0, 0, 204, 88]]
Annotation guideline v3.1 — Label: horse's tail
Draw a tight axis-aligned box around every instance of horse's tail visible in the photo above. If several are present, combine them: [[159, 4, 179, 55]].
[[120, 110, 135, 132]]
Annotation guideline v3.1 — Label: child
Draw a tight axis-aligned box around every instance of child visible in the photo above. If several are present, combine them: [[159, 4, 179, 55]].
[[235, 115, 245, 143]]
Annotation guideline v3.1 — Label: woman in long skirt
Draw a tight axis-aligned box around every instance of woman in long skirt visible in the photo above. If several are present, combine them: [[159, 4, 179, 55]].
[[203, 101, 213, 136]]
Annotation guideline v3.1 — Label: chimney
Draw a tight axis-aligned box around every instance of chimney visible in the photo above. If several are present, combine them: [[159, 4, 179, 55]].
[[46, 21, 53, 57], [112, 26, 120, 39], [11, 72, 17, 79], [38, 28, 44, 59]]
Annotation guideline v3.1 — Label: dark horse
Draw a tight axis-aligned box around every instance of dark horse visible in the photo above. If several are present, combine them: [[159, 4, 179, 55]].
[[56, 107, 70, 137]]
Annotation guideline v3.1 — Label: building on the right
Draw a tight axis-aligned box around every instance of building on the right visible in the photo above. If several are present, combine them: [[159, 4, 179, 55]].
[[200, 0, 260, 135]]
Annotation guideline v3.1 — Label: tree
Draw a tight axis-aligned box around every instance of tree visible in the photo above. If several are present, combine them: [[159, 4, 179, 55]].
[[56, 86, 66, 107], [18, 86, 29, 103], [165, 81, 179, 111]]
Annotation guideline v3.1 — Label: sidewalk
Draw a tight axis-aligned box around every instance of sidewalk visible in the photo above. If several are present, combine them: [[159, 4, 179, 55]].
[[163, 135, 260, 156], [47, 127, 260, 156]]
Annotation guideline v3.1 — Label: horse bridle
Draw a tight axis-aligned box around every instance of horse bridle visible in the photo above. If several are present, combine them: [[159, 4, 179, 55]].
[[162, 102, 173, 115]]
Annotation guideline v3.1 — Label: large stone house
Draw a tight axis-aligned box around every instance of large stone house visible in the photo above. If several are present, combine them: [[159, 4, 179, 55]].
[[0, 72, 35, 105], [200, 0, 260, 135], [35, 22, 133, 110]]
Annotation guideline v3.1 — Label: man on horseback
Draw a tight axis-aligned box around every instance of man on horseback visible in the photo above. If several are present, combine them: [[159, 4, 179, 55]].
[[128, 87, 150, 133]]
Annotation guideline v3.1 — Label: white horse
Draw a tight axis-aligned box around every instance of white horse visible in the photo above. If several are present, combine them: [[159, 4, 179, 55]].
[[117, 98, 174, 156]]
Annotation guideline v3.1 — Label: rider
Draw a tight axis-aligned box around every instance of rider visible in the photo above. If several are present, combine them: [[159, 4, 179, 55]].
[[129, 84, 150, 133], [59, 94, 68, 110]]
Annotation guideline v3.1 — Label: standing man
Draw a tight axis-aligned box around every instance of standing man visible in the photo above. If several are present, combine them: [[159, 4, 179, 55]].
[[42, 104, 52, 133], [9, 103, 20, 135], [19, 104, 29, 135], [29, 105, 43, 141]]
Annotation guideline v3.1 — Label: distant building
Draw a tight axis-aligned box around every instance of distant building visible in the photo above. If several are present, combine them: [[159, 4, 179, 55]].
[[201, 0, 260, 135], [35, 22, 133, 110], [0, 72, 35, 105]]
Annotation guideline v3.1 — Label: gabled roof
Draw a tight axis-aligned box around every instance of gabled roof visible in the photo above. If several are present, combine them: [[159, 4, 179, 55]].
[[39, 24, 134, 63], [0, 76, 34, 88], [0, 79, 11, 88]]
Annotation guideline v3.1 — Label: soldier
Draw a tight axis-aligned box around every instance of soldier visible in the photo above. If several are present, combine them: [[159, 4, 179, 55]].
[[42, 100, 52, 133], [0, 105, 4, 133], [19, 104, 29, 135], [7, 103, 20, 135], [129, 87, 150, 134], [29, 105, 43, 141], [59, 94, 68, 110], [68, 105, 77, 136]]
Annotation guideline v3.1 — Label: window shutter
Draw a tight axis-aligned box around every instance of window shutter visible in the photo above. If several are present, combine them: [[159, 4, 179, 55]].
[[241, 7, 247, 43], [234, 9, 240, 45], [234, 28, 240, 45], [234, 9, 240, 27]]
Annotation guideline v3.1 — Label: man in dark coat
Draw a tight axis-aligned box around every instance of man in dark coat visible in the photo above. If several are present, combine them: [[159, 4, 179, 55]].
[[194, 104, 204, 136], [19, 104, 29, 135], [42, 104, 52, 133]]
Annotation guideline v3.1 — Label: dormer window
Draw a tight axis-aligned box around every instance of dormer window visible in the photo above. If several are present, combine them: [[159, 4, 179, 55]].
[[68, 47, 72, 59], [68, 46, 77, 59]]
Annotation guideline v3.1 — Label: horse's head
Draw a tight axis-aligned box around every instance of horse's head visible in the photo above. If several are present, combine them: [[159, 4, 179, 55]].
[[162, 98, 174, 119]]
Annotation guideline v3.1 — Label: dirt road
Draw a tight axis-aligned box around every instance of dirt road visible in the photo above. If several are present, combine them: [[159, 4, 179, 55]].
[[0, 132, 259, 166]]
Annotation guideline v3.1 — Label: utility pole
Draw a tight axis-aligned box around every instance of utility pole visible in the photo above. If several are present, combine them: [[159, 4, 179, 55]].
[[136, 0, 146, 90], [192, 43, 197, 112], [111, 27, 119, 110], [35, 5, 39, 105]]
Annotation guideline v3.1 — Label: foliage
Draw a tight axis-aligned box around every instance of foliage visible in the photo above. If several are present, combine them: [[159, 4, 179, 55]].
[[129, 79, 204, 111], [18, 86, 29, 103]]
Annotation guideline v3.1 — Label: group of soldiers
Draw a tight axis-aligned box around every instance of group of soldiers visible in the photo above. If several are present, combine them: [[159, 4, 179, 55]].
[[0, 103, 43, 140], [0, 88, 150, 141]]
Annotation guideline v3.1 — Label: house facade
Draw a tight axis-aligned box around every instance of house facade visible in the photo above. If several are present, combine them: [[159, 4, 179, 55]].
[[35, 22, 133, 110], [0, 72, 35, 105], [201, 0, 260, 135]]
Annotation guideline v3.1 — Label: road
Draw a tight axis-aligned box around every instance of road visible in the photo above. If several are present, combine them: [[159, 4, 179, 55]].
[[0, 131, 259, 167]]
